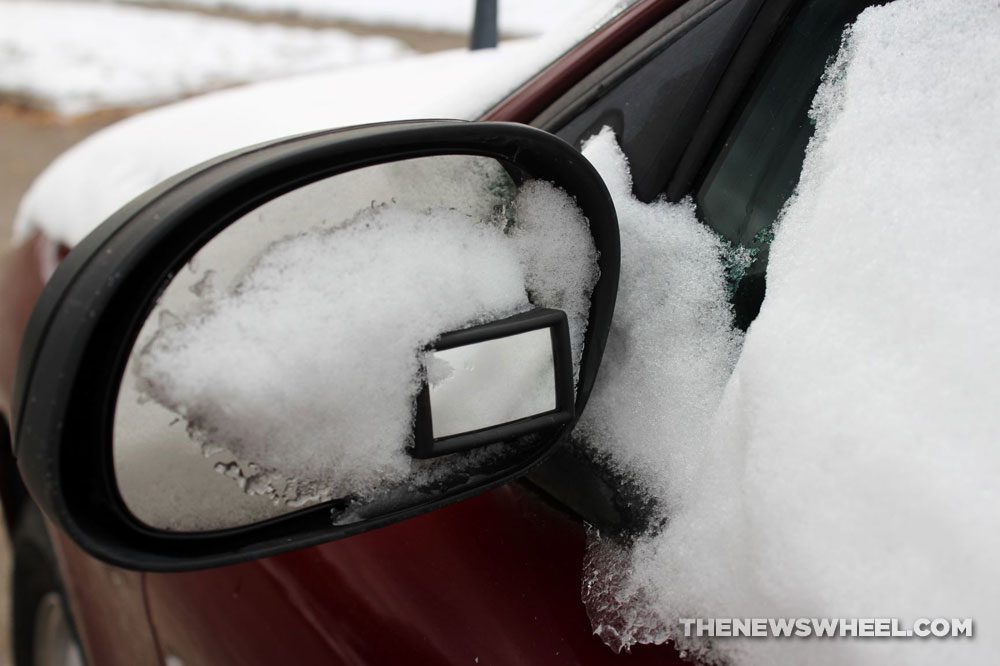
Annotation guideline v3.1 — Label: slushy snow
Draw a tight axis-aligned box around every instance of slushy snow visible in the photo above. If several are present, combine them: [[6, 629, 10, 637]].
[[0, 1, 407, 115], [581, 1, 1000, 664]]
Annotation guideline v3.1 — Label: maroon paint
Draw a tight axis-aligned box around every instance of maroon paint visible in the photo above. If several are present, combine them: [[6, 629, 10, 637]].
[[0, 238, 46, 529], [0, 238, 163, 661], [145, 485, 679, 665], [0, 236, 45, 417], [0, 2, 694, 663], [483, 0, 687, 123], [50, 532, 162, 665]]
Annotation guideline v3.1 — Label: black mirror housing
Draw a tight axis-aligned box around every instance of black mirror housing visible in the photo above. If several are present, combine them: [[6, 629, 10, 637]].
[[11, 120, 619, 571]]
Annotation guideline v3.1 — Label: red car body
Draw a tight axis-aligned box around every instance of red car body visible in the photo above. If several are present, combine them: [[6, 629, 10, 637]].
[[0, 1, 689, 663]]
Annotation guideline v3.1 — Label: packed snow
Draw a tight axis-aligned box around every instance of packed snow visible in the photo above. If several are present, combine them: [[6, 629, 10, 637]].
[[121, 0, 612, 36], [580, 1, 1000, 664], [138, 206, 529, 500], [0, 1, 408, 115], [114, 158, 598, 530], [576, 127, 743, 511]]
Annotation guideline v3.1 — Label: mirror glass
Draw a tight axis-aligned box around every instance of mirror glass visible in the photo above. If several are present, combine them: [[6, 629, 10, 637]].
[[428, 329, 556, 438], [112, 154, 599, 533]]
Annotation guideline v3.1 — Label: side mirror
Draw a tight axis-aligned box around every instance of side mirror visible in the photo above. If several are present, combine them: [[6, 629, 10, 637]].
[[12, 121, 619, 571]]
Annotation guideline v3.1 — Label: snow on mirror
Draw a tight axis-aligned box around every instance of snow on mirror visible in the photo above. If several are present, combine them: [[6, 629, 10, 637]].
[[428, 330, 555, 439], [113, 155, 600, 532]]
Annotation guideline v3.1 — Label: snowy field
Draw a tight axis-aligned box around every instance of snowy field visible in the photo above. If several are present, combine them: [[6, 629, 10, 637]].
[[0, 0, 599, 116], [0, 1, 410, 115], [122, 0, 583, 35]]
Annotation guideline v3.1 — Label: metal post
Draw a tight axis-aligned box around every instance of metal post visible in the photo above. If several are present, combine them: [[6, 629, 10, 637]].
[[470, 0, 498, 50]]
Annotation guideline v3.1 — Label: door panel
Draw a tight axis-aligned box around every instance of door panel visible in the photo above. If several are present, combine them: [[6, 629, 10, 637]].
[[144, 485, 680, 665], [51, 532, 161, 665]]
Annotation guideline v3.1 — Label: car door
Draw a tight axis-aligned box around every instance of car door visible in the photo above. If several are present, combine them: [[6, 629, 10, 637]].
[[139, 1, 879, 664]]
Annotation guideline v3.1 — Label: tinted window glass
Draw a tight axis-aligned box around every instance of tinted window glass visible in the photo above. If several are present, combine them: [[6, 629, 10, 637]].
[[696, 0, 878, 329], [528, 0, 880, 533], [556, 0, 761, 201]]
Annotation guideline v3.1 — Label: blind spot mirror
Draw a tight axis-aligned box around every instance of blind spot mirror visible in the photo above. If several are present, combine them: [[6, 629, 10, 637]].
[[413, 309, 574, 458]]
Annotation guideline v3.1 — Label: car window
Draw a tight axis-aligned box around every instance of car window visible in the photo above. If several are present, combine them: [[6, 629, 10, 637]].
[[531, 0, 765, 536], [695, 0, 880, 329], [527, 0, 884, 535]]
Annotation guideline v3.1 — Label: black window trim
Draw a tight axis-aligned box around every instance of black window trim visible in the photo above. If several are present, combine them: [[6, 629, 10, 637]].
[[517, 0, 808, 536], [532, 0, 745, 132]]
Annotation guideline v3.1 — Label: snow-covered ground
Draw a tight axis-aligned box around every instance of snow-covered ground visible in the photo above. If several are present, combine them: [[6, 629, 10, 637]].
[[0, 0, 627, 116], [122, 0, 587, 36], [0, 1, 409, 115]]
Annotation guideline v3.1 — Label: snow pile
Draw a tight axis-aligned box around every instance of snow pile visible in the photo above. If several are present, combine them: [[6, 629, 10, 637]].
[[0, 1, 407, 116], [122, 0, 619, 36], [136, 205, 527, 500], [577, 127, 742, 509], [119, 165, 597, 529], [581, 0, 1000, 664], [511, 180, 603, 376]]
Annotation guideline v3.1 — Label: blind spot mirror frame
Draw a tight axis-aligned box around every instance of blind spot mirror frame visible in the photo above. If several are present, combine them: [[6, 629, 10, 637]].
[[412, 308, 574, 458]]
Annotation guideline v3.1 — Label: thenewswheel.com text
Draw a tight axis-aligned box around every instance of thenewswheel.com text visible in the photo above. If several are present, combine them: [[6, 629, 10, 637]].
[[679, 618, 973, 639]]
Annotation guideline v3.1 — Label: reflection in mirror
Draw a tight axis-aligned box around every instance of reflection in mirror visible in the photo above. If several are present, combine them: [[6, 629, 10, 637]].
[[113, 155, 600, 533], [428, 329, 556, 438]]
